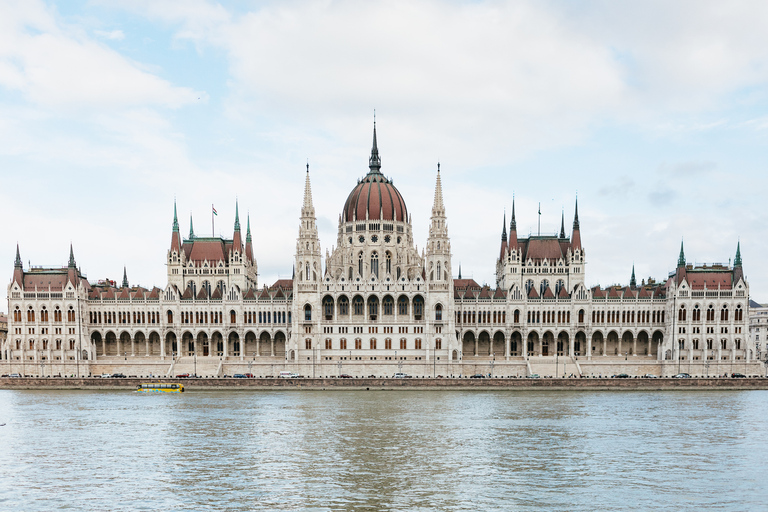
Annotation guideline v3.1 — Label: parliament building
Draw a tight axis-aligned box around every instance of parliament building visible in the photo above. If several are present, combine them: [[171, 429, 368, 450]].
[[3, 125, 760, 377]]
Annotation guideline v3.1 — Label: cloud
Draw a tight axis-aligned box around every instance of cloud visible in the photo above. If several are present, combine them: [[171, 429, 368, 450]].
[[94, 29, 125, 40]]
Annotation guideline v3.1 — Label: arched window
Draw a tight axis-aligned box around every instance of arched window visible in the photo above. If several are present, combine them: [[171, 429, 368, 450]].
[[202, 280, 212, 296], [514, 309, 520, 323], [525, 280, 534, 294], [578, 309, 584, 323], [435, 304, 443, 321], [436, 261, 441, 281], [707, 305, 715, 322], [304, 304, 312, 322], [323, 296, 334, 320], [371, 252, 379, 278], [398, 296, 409, 316], [339, 296, 349, 316], [735, 305, 743, 321], [413, 296, 424, 320], [230, 310, 236, 324], [386, 252, 392, 275], [353, 296, 364, 316], [383, 296, 394, 315], [540, 279, 549, 296], [555, 280, 565, 295], [721, 305, 729, 322], [167, 310, 174, 324], [358, 252, 364, 277], [368, 296, 379, 319], [678, 305, 686, 322], [187, 280, 197, 296], [693, 305, 701, 321], [218, 281, 226, 295]]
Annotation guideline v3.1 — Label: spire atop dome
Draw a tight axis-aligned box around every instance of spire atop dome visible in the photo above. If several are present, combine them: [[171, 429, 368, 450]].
[[735, 240, 742, 267], [14, 243, 21, 268], [368, 117, 381, 174], [173, 199, 179, 232], [122, 266, 129, 288]]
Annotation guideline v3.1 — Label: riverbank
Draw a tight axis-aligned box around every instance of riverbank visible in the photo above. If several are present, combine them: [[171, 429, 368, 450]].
[[2, 376, 767, 390]]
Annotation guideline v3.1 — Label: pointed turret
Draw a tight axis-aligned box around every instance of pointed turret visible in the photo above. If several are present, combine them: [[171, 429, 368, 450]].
[[295, 162, 320, 284], [245, 213, 254, 263], [559, 210, 565, 239], [232, 199, 243, 253], [677, 239, 686, 268], [302, 162, 315, 217], [368, 119, 382, 174], [67, 244, 79, 287], [508, 197, 518, 251], [12, 243, 23, 287], [427, 162, 452, 284], [122, 266, 129, 288], [189, 214, 195, 239], [571, 198, 581, 250], [733, 240, 744, 284], [630, 265, 636, 289], [499, 211, 508, 261], [432, 162, 445, 214], [458, 264, 462, 280], [170, 201, 182, 253]]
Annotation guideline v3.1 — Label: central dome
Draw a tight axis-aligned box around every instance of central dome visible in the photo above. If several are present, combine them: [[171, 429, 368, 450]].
[[341, 124, 408, 223]]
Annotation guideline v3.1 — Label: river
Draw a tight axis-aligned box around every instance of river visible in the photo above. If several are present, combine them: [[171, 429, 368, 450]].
[[0, 389, 765, 511]]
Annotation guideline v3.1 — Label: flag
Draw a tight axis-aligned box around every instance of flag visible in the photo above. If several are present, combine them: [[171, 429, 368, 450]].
[[212, 205, 217, 216]]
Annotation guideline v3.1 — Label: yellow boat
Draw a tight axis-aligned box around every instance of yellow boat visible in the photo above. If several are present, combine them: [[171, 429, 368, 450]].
[[137, 383, 184, 393]]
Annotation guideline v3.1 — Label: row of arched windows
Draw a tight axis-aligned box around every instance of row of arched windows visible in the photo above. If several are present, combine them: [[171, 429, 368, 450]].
[[678, 304, 742, 322], [318, 295, 426, 321], [16, 305, 74, 323], [89, 310, 160, 325]]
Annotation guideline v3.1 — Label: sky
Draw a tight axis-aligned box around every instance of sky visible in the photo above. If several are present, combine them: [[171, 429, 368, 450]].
[[2, 0, 768, 308]]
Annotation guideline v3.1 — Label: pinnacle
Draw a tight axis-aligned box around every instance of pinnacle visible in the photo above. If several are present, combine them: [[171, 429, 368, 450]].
[[368, 120, 382, 174], [173, 200, 179, 232], [189, 214, 195, 239], [431, 163, 445, 214], [15, 243, 22, 268], [302, 163, 315, 214], [68, 243, 76, 268], [234, 200, 241, 231], [246, 214, 252, 243]]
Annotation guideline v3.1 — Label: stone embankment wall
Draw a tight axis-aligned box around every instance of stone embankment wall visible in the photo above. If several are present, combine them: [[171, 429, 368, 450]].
[[2, 376, 767, 390]]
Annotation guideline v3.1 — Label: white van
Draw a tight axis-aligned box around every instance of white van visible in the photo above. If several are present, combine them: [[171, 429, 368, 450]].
[[279, 371, 292, 378]]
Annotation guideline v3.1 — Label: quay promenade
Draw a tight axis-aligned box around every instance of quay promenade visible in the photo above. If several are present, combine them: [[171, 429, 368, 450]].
[[2, 376, 768, 391]]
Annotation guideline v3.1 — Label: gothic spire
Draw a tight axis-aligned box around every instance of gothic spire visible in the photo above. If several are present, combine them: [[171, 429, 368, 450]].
[[122, 266, 129, 288], [510, 197, 517, 231], [560, 210, 566, 239], [302, 162, 315, 216], [189, 214, 195, 239], [573, 197, 580, 230], [246, 214, 252, 243], [458, 264, 462, 280], [431, 162, 444, 214], [502, 211, 507, 242], [630, 264, 636, 288], [368, 118, 381, 174], [68, 244, 76, 268], [234, 199, 241, 232], [14, 243, 21, 268], [735, 240, 742, 267], [173, 200, 179, 232], [678, 239, 685, 267]]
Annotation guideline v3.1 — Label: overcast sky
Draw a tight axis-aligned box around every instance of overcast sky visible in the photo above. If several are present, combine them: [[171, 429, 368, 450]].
[[2, 0, 768, 307]]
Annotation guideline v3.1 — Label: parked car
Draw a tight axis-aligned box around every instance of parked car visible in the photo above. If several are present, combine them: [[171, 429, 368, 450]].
[[111, 373, 126, 378], [613, 374, 630, 378], [244, 373, 254, 378], [731, 373, 747, 378], [9, 373, 21, 378], [643, 374, 658, 378], [100, 373, 112, 379], [393, 372, 409, 378], [469, 374, 485, 379], [176, 373, 190, 378], [279, 371, 292, 378], [339, 374, 353, 378], [529, 374, 541, 378], [673, 373, 692, 378], [233, 374, 247, 378]]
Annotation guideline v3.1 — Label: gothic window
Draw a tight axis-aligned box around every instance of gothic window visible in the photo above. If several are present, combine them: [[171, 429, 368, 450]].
[[721, 305, 729, 322], [323, 296, 334, 320], [368, 296, 379, 320], [693, 305, 701, 321], [358, 252, 363, 277], [436, 262, 441, 280], [397, 266, 401, 279], [187, 281, 197, 296], [555, 280, 565, 295], [678, 305, 686, 322], [735, 305, 743, 321], [340, 338, 347, 350], [218, 281, 226, 295], [339, 296, 349, 316], [383, 296, 394, 315], [578, 309, 584, 323], [525, 280, 534, 294], [435, 338, 442, 350], [514, 310, 520, 323], [305, 263, 310, 282], [371, 252, 379, 279], [435, 304, 443, 321], [707, 305, 715, 322], [386, 252, 392, 275], [349, 267, 353, 280], [202, 281, 212, 296], [540, 280, 549, 296], [304, 304, 312, 322], [413, 296, 424, 320], [398, 296, 409, 316], [385, 338, 392, 349], [353, 296, 364, 316], [370, 338, 377, 349]]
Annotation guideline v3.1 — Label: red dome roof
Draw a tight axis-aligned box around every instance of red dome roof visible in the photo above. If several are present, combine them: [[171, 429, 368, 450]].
[[342, 172, 408, 222]]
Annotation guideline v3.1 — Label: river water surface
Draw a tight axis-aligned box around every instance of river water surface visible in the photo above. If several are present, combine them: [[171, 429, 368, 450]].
[[0, 389, 766, 511]]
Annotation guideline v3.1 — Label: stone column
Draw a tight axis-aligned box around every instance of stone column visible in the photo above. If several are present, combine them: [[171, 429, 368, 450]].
[[116, 336, 121, 357], [271, 338, 275, 357], [602, 337, 607, 357], [569, 336, 574, 358], [474, 336, 478, 357], [256, 337, 260, 357], [131, 337, 135, 357], [161, 336, 166, 358], [223, 335, 228, 359], [632, 337, 637, 357], [617, 337, 622, 357], [522, 332, 528, 359], [504, 334, 509, 359]]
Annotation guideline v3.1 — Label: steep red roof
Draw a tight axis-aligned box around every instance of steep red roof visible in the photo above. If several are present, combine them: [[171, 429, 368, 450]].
[[527, 287, 540, 299], [478, 287, 492, 299], [493, 288, 506, 299], [542, 286, 555, 299], [186, 239, 227, 264], [181, 286, 193, 300], [453, 279, 480, 289], [522, 238, 565, 262], [148, 287, 161, 299], [211, 287, 222, 299], [686, 271, 733, 290], [272, 279, 294, 289], [23, 273, 67, 290], [591, 286, 605, 298], [244, 288, 257, 300], [558, 286, 570, 298]]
